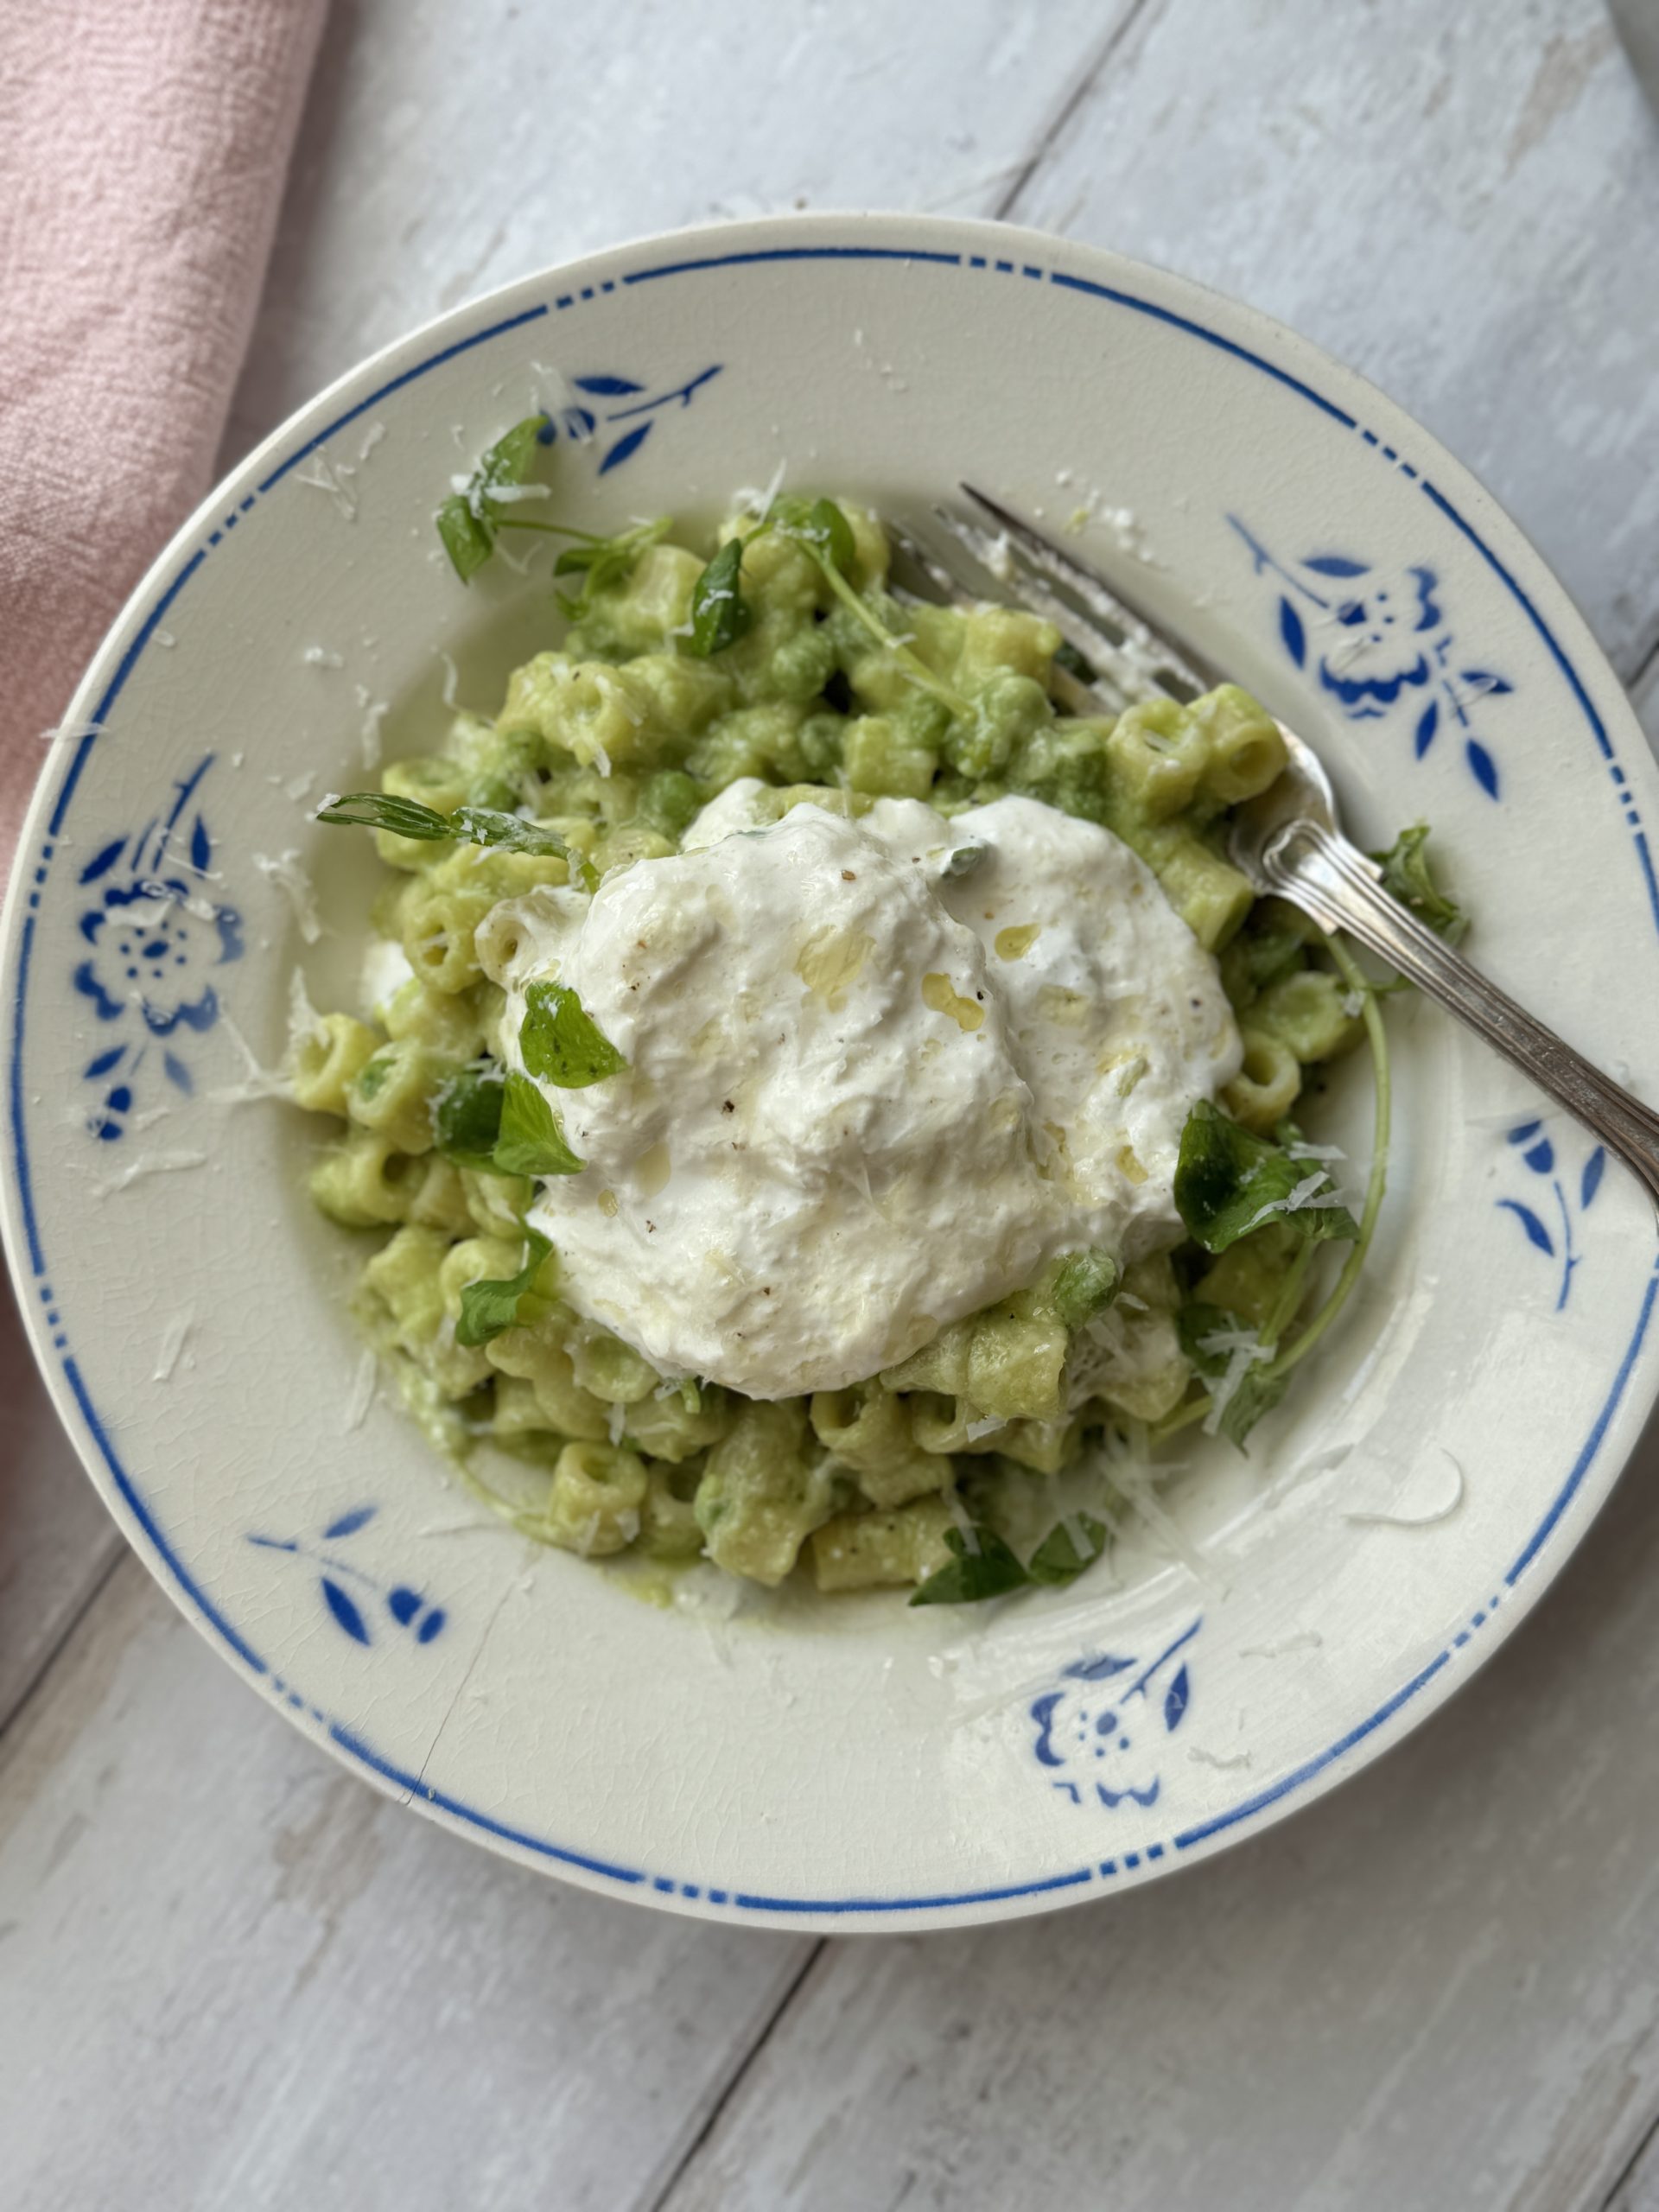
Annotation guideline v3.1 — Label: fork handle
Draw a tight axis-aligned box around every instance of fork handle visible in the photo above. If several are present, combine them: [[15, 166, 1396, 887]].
[[1253, 816, 1659, 1211]]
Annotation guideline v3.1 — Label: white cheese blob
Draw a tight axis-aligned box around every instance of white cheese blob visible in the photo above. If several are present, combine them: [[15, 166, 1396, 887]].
[[479, 786, 1241, 1399]]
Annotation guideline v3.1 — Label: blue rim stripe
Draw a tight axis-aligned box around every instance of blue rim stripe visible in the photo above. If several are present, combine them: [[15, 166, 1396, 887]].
[[12, 235, 1658, 1919], [256, 304, 550, 493], [1505, 1264, 1659, 1584]]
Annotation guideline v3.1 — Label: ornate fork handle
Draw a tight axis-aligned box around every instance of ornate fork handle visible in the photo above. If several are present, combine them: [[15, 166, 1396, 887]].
[[1255, 810, 1659, 1210]]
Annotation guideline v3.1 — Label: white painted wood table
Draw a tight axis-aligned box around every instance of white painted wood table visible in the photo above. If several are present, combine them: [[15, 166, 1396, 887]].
[[5, 3, 1659, 2204]]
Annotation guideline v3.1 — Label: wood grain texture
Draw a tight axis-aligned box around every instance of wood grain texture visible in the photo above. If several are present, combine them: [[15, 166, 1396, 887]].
[[1011, 0, 1659, 679], [0, 1556, 811, 2212], [222, 0, 1134, 462], [661, 1408, 1659, 2212], [0, 1293, 122, 1733]]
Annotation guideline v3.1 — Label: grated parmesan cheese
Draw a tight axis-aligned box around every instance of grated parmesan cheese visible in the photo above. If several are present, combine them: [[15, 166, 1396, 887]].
[[302, 645, 345, 669], [253, 849, 324, 944], [293, 451, 358, 522], [94, 1149, 208, 1199]]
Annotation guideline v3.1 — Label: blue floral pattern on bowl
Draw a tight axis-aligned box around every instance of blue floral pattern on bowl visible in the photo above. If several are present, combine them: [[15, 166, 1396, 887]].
[[1497, 1121, 1606, 1312], [1230, 515, 1511, 798], [73, 754, 242, 1141], [1029, 1619, 1200, 1808], [537, 364, 722, 474], [248, 1506, 447, 1648]]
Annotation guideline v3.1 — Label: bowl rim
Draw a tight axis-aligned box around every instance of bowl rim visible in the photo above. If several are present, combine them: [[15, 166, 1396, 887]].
[[7, 207, 1658, 1933]]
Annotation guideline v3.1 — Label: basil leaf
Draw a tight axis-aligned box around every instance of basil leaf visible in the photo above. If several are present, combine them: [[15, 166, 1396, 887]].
[[315, 792, 453, 840], [493, 1070, 583, 1177], [1178, 1301, 1290, 1447], [909, 1524, 1030, 1607], [1051, 1249, 1121, 1330], [455, 1230, 555, 1348], [1027, 1513, 1109, 1586], [519, 980, 626, 1089], [1174, 1100, 1357, 1255], [766, 494, 856, 575], [1372, 823, 1466, 944], [942, 842, 987, 880], [432, 1065, 505, 1171], [450, 806, 600, 889], [437, 413, 552, 582], [686, 538, 753, 658]]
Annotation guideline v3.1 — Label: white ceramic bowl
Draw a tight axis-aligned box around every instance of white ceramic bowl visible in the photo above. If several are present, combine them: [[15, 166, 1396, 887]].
[[8, 213, 1657, 1932]]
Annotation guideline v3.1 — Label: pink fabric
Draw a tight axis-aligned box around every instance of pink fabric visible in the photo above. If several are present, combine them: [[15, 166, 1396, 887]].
[[0, 0, 327, 885]]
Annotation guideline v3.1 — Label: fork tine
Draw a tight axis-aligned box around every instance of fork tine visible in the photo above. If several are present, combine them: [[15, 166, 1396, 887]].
[[958, 483, 1226, 702]]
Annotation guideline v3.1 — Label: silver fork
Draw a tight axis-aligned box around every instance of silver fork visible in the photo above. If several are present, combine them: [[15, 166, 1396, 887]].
[[892, 486, 1659, 1211]]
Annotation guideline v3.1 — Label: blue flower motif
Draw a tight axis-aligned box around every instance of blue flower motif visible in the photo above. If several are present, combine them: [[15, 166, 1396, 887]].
[[72, 756, 243, 1139], [534, 363, 723, 474], [1029, 1620, 1200, 1809], [74, 874, 241, 1034], [1230, 516, 1511, 800]]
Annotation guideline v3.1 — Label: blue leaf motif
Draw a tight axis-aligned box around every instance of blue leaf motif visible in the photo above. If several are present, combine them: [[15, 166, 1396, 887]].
[[573, 374, 645, 396], [1279, 598, 1306, 668], [189, 816, 211, 873], [1460, 669, 1513, 696], [162, 1052, 193, 1094], [534, 412, 556, 444], [1065, 1653, 1135, 1682], [387, 1586, 421, 1624], [324, 1505, 378, 1540], [1164, 1665, 1191, 1734], [79, 836, 126, 884], [1523, 1139, 1555, 1175], [1507, 1122, 1542, 1146], [1465, 739, 1499, 799], [1414, 702, 1439, 758], [1301, 554, 1370, 577], [1497, 1198, 1554, 1255], [321, 1578, 370, 1644], [1581, 1147, 1606, 1209], [417, 1609, 446, 1643], [599, 422, 653, 474], [85, 1045, 126, 1079]]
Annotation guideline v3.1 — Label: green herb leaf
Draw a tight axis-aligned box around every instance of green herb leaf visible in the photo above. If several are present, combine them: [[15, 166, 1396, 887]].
[[436, 498, 495, 583], [436, 413, 552, 582], [1174, 1099, 1358, 1254], [766, 494, 856, 575], [316, 793, 597, 889], [1178, 1301, 1290, 1447], [432, 1065, 505, 1171], [942, 842, 987, 880], [1027, 1513, 1109, 1586], [493, 1070, 584, 1177], [1052, 639, 1097, 684], [909, 1524, 1031, 1606], [315, 792, 454, 840], [1051, 1249, 1121, 1331], [554, 517, 671, 614], [685, 537, 753, 658], [519, 981, 627, 1089], [450, 806, 599, 888], [1372, 823, 1466, 944], [455, 1230, 555, 1348]]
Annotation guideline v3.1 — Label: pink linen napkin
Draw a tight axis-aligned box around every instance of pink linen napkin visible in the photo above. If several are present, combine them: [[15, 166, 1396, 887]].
[[0, 0, 327, 888]]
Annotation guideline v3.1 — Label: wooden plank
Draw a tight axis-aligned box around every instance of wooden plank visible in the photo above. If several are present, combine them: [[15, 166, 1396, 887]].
[[0, 1294, 122, 1733], [660, 1411, 1659, 2212], [1010, 0, 1659, 678], [221, 0, 1133, 461], [0, 1554, 815, 2212]]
